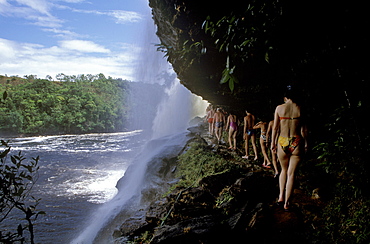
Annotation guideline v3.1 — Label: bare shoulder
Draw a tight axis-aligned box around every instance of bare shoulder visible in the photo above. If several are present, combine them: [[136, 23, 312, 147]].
[[276, 104, 286, 113]]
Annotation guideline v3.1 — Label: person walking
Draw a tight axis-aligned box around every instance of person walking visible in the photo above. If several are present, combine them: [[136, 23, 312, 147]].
[[205, 105, 215, 136], [226, 112, 238, 150], [253, 121, 272, 169], [242, 110, 258, 160], [271, 87, 308, 211], [213, 108, 226, 143]]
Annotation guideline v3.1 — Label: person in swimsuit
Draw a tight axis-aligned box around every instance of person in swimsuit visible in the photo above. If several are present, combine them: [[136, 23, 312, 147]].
[[205, 105, 215, 136], [213, 108, 226, 143], [253, 121, 272, 169], [242, 110, 258, 160], [226, 112, 238, 150], [271, 87, 308, 211]]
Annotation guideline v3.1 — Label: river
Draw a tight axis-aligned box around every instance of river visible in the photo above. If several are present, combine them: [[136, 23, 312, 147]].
[[2, 131, 145, 243]]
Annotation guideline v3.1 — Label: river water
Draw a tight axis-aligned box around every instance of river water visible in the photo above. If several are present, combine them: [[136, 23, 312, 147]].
[[2, 131, 145, 243]]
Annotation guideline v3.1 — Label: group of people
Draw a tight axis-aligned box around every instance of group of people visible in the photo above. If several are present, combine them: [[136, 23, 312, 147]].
[[205, 87, 308, 212], [205, 106, 278, 173]]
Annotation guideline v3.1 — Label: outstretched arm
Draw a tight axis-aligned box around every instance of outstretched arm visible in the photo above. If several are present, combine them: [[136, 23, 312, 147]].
[[243, 117, 247, 139], [271, 107, 280, 153], [266, 121, 274, 143], [253, 121, 262, 129], [226, 116, 230, 131]]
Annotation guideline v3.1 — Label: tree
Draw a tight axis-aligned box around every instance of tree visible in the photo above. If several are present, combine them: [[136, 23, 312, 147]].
[[0, 91, 44, 244]]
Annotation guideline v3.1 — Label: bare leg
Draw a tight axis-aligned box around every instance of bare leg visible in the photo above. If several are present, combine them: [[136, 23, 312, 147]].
[[215, 127, 222, 142], [284, 155, 301, 209], [228, 128, 233, 149], [260, 138, 271, 166], [251, 134, 258, 160], [209, 123, 214, 135], [277, 145, 301, 209], [244, 135, 250, 157], [271, 148, 279, 176], [232, 131, 237, 150], [277, 147, 289, 203]]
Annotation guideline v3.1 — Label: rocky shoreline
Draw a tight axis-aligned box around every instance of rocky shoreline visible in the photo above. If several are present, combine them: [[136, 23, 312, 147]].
[[113, 121, 323, 244]]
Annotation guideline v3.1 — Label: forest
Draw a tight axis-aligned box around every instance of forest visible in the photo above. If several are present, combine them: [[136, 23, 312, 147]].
[[0, 74, 130, 135]]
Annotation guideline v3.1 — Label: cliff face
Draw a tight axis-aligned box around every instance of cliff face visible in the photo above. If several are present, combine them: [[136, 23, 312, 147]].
[[148, 0, 370, 119], [149, 0, 215, 103], [149, 0, 263, 109]]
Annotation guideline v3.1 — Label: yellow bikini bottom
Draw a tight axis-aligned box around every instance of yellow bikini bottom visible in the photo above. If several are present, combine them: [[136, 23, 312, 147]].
[[278, 136, 301, 154]]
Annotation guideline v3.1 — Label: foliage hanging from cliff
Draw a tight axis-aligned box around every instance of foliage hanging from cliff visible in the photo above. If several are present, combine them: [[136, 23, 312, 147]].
[[202, 1, 282, 91]]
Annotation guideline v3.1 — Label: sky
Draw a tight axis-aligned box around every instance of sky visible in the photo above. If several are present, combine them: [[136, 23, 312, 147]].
[[0, 0, 156, 80]]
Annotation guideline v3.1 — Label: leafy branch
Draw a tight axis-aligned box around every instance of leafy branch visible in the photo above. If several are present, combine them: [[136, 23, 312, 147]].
[[0, 139, 44, 244], [202, 1, 282, 91]]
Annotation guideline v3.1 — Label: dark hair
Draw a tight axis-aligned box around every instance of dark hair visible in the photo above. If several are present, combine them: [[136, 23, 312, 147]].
[[284, 85, 298, 101]]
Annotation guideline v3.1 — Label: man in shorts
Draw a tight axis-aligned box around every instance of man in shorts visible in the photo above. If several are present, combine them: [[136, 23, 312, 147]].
[[213, 108, 225, 143], [243, 110, 258, 160]]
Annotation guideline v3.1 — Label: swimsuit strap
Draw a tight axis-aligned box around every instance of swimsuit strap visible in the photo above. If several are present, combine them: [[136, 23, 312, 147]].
[[279, 117, 300, 120]]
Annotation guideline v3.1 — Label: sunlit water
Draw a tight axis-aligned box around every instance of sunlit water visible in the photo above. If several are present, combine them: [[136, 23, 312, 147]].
[[2, 131, 144, 244]]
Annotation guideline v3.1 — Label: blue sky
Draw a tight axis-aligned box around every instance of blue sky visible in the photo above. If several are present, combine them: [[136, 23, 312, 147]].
[[0, 0, 157, 80]]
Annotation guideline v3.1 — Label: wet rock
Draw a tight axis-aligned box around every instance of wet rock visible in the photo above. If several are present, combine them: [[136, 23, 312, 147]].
[[169, 186, 215, 222], [199, 170, 242, 197], [146, 199, 170, 225], [150, 215, 225, 244], [119, 213, 153, 239]]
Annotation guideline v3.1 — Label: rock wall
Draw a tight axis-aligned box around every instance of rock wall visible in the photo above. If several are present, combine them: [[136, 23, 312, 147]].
[[149, 0, 255, 108]]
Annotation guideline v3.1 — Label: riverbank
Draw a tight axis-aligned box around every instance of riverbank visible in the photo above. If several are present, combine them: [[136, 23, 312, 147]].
[[113, 121, 324, 244]]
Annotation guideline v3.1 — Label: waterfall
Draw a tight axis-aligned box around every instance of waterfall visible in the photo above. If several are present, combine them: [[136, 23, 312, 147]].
[[71, 6, 208, 244]]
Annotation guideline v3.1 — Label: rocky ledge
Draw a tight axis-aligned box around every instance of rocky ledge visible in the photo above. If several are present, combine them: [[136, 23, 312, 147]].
[[113, 121, 323, 244]]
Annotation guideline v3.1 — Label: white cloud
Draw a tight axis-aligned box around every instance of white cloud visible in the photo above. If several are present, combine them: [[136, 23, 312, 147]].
[[69, 8, 143, 24], [59, 0, 85, 3], [15, 0, 52, 15], [42, 27, 84, 39], [0, 1, 146, 80], [0, 0, 62, 27], [109, 10, 143, 24], [0, 38, 139, 80], [59, 40, 110, 53]]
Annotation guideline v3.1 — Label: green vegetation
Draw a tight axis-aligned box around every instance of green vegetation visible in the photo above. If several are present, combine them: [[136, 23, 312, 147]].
[[0, 139, 43, 243], [202, 2, 280, 92], [172, 141, 242, 213], [307, 102, 370, 243], [175, 142, 234, 188], [0, 74, 129, 135], [0, 90, 43, 244]]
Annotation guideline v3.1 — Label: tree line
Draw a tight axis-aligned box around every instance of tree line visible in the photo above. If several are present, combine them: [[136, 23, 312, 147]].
[[0, 74, 129, 135]]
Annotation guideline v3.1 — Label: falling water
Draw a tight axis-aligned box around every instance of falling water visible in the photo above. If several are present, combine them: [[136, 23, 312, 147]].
[[71, 7, 208, 244]]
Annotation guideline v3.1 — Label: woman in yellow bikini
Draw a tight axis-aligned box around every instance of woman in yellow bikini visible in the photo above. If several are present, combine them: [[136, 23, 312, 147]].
[[271, 87, 308, 211]]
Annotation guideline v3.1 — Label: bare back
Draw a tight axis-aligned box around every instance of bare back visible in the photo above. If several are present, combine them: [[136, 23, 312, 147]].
[[229, 114, 237, 123], [244, 114, 255, 130], [274, 101, 301, 138], [213, 111, 223, 123], [206, 109, 214, 119]]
